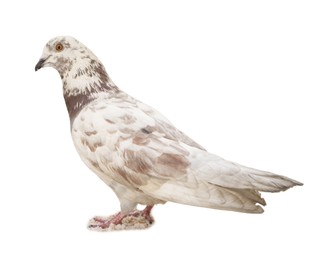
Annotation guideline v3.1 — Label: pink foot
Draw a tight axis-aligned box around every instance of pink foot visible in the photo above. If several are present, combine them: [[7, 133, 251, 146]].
[[89, 212, 123, 229], [88, 205, 154, 231]]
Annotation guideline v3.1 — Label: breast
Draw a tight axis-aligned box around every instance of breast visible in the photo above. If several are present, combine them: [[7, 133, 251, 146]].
[[70, 102, 115, 184], [70, 99, 143, 185]]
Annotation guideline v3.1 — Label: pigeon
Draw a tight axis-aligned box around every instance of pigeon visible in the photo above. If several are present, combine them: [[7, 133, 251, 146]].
[[35, 36, 302, 231]]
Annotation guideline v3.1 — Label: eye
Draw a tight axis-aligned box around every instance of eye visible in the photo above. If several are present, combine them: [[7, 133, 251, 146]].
[[55, 43, 64, 52]]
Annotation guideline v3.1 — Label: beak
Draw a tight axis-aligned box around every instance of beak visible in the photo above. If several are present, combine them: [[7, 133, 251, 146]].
[[35, 58, 46, 71]]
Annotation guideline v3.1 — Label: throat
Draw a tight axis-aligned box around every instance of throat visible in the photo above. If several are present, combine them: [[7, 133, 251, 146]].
[[63, 91, 97, 126], [63, 81, 119, 126]]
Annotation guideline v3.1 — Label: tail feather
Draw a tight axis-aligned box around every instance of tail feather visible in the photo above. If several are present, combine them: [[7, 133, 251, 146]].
[[240, 167, 303, 192], [228, 188, 266, 206], [194, 153, 303, 192]]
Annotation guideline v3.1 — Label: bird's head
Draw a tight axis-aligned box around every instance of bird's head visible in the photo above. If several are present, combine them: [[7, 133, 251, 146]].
[[35, 36, 92, 76], [35, 36, 116, 95]]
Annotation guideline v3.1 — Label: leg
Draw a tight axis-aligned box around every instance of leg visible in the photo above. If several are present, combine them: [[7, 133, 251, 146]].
[[141, 205, 154, 223]]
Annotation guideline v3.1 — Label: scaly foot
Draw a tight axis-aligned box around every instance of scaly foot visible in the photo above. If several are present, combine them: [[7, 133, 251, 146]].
[[87, 205, 154, 231]]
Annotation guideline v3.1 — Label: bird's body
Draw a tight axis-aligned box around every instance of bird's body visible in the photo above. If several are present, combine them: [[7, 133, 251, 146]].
[[35, 36, 302, 230]]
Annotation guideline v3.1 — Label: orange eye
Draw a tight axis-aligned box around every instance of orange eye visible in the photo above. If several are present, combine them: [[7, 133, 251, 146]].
[[55, 43, 64, 52]]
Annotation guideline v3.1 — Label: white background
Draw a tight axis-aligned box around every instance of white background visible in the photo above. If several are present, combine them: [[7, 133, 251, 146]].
[[0, 0, 332, 259]]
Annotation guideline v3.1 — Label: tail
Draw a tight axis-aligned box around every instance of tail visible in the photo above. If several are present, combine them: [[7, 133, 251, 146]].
[[185, 152, 303, 213], [193, 153, 303, 193], [141, 151, 303, 214]]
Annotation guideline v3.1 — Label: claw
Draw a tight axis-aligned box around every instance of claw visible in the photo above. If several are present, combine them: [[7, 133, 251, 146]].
[[88, 205, 154, 231]]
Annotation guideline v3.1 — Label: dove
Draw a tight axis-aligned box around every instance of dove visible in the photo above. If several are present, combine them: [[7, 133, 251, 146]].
[[35, 36, 302, 231]]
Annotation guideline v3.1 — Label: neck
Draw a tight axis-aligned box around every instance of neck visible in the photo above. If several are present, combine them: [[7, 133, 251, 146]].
[[62, 60, 119, 125]]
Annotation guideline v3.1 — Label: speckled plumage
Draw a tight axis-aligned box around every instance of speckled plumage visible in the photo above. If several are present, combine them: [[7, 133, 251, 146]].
[[35, 36, 302, 230]]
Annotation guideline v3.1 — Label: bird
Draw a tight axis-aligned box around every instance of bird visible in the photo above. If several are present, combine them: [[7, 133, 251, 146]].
[[35, 36, 302, 231]]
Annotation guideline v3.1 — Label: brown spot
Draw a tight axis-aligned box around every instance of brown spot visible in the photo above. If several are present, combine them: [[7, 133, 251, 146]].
[[105, 119, 115, 124], [133, 132, 150, 145], [85, 130, 97, 136], [143, 125, 156, 132], [124, 150, 152, 175], [115, 167, 131, 183], [80, 138, 103, 152], [107, 129, 118, 134], [92, 141, 103, 152], [141, 128, 151, 134], [120, 114, 136, 124], [121, 128, 134, 134], [155, 153, 189, 177]]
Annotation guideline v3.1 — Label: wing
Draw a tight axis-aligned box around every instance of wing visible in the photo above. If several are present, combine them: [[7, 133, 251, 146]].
[[113, 126, 301, 213]]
